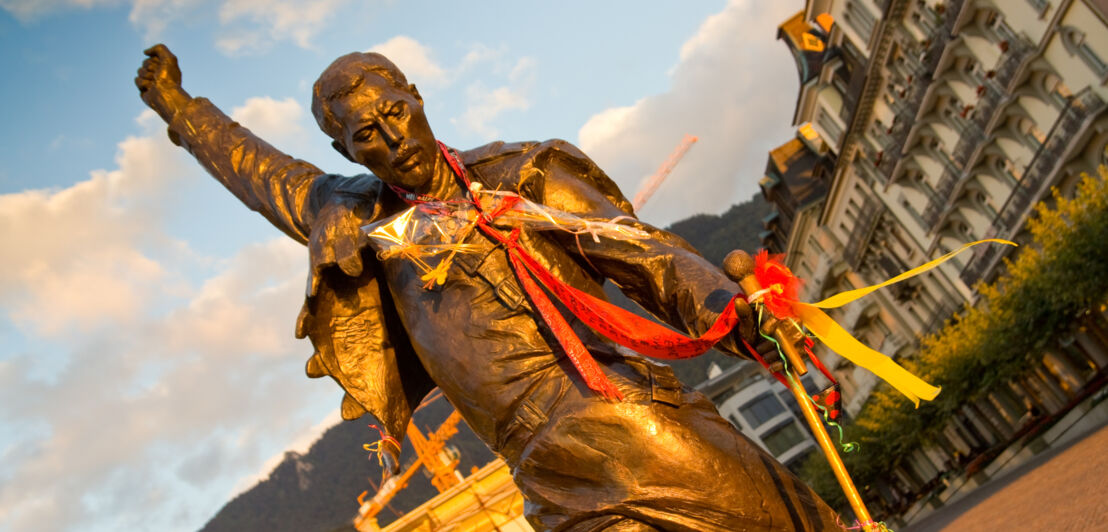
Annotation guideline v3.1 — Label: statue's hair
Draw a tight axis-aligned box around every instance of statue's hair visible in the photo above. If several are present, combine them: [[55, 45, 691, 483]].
[[312, 52, 410, 140]]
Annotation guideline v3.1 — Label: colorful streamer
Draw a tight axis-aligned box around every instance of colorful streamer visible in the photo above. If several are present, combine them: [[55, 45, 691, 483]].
[[749, 239, 1015, 407]]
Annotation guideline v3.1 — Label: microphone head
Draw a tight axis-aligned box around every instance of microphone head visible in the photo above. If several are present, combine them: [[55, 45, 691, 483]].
[[722, 250, 755, 282]]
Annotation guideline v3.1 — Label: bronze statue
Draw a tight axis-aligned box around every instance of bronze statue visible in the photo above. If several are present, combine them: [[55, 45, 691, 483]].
[[136, 44, 845, 531]]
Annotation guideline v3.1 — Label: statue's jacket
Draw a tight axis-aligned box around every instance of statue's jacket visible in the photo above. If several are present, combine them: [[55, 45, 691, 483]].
[[168, 96, 737, 422], [164, 97, 851, 532]]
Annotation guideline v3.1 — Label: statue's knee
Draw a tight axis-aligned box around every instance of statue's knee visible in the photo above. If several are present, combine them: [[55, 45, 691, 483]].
[[594, 516, 661, 532], [576, 514, 660, 532]]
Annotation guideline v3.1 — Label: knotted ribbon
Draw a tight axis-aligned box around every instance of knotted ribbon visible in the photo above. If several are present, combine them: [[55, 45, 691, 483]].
[[749, 238, 1015, 407]]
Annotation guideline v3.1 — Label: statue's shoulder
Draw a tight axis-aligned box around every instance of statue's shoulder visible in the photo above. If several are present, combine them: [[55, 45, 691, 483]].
[[328, 173, 383, 197], [461, 139, 634, 215], [460, 139, 587, 169]]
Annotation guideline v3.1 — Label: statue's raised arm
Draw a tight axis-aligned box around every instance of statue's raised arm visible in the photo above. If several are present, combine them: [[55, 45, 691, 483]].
[[135, 44, 377, 284]]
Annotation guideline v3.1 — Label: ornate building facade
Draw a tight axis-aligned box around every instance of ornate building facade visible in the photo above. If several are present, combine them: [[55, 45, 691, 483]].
[[761, 0, 1108, 520]]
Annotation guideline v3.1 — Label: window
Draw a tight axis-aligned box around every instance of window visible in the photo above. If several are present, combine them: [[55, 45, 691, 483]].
[[712, 377, 758, 405], [994, 20, 1018, 46], [1061, 26, 1108, 78], [1049, 84, 1070, 109], [994, 156, 1022, 183], [1023, 121, 1046, 149], [817, 108, 843, 145], [900, 195, 927, 229], [975, 191, 998, 219], [763, 421, 808, 456], [786, 448, 816, 476], [844, 0, 877, 40], [800, 376, 820, 396], [957, 221, 975, 239], [740, 393, 787, 428], [913, 171, 938, 201], [809, 235, 825, 255], [1079, 43, 1108, 77]]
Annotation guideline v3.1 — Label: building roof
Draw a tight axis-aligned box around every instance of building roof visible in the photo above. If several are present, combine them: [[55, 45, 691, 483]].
[[766, 136, 830, 210], [777, 10, 829, 86]]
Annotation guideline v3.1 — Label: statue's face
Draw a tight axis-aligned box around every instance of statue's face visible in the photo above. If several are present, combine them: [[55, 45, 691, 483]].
[[332, 74, 437, 191]]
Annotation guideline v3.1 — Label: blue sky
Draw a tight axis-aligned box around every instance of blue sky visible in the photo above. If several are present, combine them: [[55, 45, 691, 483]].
[[0, 1, 801, 530]]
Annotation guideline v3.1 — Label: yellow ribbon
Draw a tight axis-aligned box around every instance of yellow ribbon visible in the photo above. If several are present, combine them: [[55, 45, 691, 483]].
[[790, 239, 1015, 407]]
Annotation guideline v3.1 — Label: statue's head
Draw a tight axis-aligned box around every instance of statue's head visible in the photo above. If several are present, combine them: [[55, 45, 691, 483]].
[[312, 52, 438, 191]]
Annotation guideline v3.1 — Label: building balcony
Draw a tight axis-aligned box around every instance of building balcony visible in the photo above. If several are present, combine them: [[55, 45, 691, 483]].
[[844, 196, 884, 270], [921, 167, 961, 229], [886, 0, 965, 182], [855, 151, 882, 186], [950, 119, 984, 168], [994, 38, 1032, 87], [962, 88, 1108, 286], [996, 90, 1106, 232], [915, 39, 1035, 233], [959, 228, 1008, 288], [980, 38, 1035, 135]]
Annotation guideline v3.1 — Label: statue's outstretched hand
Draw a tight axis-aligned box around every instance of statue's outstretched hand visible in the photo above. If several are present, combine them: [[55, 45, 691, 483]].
[[135, 44, 191, 122], [722, 250, 757, 345], [732, 296, 756, 345]]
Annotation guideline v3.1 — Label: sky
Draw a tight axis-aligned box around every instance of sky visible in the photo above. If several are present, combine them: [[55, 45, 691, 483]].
[[0, 1, 802, 530]]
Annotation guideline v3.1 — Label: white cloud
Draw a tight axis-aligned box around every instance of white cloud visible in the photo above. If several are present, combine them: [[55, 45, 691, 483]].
[[0, 0, 120, 21], [128, 0, 203, 40], [578, 103, 638, 149], [165, 238, 306, 357], [577, 0, 801, 226], [215, 0, 350, 55], [0, 105, 337, 531], [458, 43, 501, 73], [368, 35, 448, 88], [0, 0, 349, 52], [230, 407, 340, 495], [0, 110, 191, 337], [230, 96, 306, 149], [509, 56, 536, 84], [451, 56, 536, 141], [453, 83, 531, 141], [358, 36, 537, 141]]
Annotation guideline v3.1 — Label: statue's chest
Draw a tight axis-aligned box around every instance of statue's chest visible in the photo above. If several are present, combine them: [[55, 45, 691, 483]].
[[375, 225, 531, 326]]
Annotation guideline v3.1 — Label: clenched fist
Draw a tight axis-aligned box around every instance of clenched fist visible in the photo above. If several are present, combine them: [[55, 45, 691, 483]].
[[135, 44, 192, 122]]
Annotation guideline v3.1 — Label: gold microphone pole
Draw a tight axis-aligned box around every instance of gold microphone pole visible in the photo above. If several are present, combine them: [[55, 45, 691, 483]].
[[724, 250, 876, 531]]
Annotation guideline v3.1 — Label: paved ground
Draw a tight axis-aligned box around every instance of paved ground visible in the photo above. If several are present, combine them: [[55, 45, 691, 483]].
[[905, 422, 1108, 532]]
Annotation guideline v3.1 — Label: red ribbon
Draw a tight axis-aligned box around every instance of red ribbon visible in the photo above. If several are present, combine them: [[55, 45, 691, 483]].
[[752, 249, 803, 320], [435, 142, 746, 400]]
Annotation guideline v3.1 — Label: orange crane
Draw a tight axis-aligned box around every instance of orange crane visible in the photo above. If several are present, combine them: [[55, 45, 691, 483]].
[[354, 410, 464, 531], [631, 134, 698, 212], [406, 410, 464, 493]]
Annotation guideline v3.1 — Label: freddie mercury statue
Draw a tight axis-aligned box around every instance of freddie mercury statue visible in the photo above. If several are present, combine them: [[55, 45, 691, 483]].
[[136, 44, 844, 531]]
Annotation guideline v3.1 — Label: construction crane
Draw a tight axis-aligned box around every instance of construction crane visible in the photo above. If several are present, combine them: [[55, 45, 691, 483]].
[[354, 410, 464, 531], [631, 134, 698, 212]]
